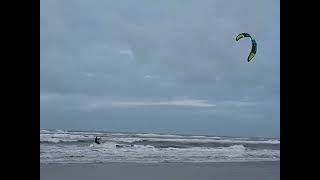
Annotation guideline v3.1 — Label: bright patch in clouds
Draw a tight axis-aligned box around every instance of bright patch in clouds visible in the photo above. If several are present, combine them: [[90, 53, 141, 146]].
[[82, 72, 95, 78], [86, 99, 216, 110], [119, 49, 134, 60], [41, 93, 215, 109], [144, 75, 160, 79]]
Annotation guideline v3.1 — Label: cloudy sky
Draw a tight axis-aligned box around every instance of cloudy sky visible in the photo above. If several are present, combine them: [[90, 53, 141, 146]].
[[40, 0, 279, 137]]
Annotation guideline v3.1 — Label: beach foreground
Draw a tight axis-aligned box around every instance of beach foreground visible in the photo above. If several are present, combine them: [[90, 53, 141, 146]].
[[41, 161, 279, 180]]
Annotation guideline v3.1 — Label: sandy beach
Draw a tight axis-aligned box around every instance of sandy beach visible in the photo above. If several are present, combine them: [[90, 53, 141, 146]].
[[41, 161, 279, 180]]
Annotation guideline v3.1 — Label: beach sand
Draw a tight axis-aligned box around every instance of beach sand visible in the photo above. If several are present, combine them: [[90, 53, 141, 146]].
[[41, 161, 279, 180]]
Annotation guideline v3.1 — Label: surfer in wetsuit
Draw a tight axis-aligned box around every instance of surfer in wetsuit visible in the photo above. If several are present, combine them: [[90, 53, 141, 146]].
[[95, 136, 101, 144]]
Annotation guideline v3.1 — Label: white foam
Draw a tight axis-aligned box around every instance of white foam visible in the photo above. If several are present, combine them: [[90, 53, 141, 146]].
[[69, 131, 104, 135], [132, 137, 280, 144], [55, 129, 68, 133], [110, 133, 130, 136], [135, 133, 185, 138], [40, 131, 280, 163], [40, 130, 51, 133], [41, 141, 279, 163], [110, 137, 143, 143], [43, 138, 61, 143], [189, 135, 209, 138], [40, 132, 96, 143]]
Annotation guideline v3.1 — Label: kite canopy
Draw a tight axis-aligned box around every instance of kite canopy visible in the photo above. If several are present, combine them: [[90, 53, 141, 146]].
[[236, 33, 257, 62]]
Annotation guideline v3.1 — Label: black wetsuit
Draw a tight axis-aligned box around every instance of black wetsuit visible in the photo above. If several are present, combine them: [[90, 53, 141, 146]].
[[95, 136, 101, 144]]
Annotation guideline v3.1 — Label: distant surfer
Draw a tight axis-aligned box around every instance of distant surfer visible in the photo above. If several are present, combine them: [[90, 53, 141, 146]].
[[95, 136, 101, 144]]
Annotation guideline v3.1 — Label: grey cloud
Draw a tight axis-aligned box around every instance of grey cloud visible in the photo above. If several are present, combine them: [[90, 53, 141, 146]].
[[41, 0, 279, 137]]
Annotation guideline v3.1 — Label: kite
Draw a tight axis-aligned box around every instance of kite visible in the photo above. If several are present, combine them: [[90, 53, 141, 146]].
[[236, 33, 257, 62]]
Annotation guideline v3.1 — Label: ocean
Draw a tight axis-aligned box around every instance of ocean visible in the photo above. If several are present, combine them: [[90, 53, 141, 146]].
[[40, 129, 280, 164]]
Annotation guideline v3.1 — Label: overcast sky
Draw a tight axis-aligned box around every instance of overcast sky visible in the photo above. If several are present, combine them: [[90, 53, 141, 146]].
[[40, 0, 280, 137]]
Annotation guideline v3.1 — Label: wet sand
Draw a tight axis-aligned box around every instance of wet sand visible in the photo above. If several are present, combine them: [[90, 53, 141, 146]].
[[41, 161, 280, 180]]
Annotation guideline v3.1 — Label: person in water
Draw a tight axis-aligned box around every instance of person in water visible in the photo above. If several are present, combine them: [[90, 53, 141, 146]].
[[95, 136, 101, 144]]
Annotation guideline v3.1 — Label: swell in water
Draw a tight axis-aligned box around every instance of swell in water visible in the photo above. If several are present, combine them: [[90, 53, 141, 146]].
[[40, 129, 280, 163]]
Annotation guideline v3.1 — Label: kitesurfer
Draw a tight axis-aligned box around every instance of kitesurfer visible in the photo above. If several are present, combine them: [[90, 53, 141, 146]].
[[95, 136, 101, 144]]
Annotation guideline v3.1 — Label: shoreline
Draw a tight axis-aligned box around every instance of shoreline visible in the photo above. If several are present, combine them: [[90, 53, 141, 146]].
[[41, 160, 280, 165]]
